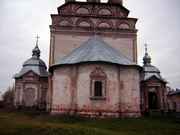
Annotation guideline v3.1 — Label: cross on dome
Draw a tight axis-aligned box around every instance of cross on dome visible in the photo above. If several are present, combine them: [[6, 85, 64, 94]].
[[145, 43, 148, 54], [32, 35, 41, 58], [35, 35, 40, 47], [143, 43, 151, 65]]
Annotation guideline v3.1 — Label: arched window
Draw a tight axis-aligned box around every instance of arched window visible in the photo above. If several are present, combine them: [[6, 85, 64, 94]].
[[90, 67, 107, 100], [94, 81, 103, 97]]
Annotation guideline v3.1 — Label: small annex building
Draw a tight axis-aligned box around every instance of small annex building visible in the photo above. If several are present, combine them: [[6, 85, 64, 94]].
[[14, 42, 48, 110], [140, 46, 167, 114]]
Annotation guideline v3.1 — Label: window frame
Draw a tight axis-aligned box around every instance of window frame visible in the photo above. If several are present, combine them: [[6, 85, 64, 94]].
[[94, 80, 103, 97], [90, 67, 107, 100]]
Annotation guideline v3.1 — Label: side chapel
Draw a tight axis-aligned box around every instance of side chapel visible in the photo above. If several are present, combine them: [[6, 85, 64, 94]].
[[14, 38, 48, 110], [14, 0, 167, 117]]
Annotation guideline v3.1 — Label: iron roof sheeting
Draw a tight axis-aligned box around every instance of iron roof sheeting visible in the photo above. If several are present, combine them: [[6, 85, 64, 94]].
[[14, 57, 48, 78], [143, 65, 160, 73], [23, 56, 47, 68], [142, 65, 166, 82]]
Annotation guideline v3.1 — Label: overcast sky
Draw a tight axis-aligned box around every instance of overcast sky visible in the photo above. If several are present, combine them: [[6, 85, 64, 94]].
[[0, 0, 180, 94]]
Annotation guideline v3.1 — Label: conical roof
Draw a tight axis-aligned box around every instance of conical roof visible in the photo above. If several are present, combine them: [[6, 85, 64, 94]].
[[52, 36, 138, 67]]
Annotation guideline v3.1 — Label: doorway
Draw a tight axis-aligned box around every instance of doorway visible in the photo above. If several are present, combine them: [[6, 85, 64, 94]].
[[148, 92, 158, 109], [23, 88, 35, 107]]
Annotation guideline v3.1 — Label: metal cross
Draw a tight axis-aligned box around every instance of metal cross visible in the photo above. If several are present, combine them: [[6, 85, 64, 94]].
[[144, 43, 148, 54], [35, 35, 40, 46]]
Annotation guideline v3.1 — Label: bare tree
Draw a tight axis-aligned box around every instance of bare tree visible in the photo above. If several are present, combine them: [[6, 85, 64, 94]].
[[2, 85, 15, 108]]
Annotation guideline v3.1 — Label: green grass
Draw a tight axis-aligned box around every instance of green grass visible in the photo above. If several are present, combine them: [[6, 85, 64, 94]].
[[0, 110, 179, 135]]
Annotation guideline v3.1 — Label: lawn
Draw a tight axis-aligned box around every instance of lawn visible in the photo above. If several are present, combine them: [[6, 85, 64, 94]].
[[0, 110, 179, 135]]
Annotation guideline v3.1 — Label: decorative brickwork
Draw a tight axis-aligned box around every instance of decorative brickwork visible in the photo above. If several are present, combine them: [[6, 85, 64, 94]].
[[48, 1, 141, 118]]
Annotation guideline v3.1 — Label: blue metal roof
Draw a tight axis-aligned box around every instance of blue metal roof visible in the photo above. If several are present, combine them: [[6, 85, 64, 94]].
[[142, 62, 166, 82], [14, 57, 48, 78]]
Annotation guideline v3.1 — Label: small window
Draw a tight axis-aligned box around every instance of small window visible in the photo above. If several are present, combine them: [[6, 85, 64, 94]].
[[94, 81, 102, 97], [90, 67, 107, 100]]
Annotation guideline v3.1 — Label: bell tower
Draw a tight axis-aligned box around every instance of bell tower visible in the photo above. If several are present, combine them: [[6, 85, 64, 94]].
[[49, 0, 137, 66]]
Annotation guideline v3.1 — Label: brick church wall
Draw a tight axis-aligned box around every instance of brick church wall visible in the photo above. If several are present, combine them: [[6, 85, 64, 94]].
[[51, 63, 141, 117]]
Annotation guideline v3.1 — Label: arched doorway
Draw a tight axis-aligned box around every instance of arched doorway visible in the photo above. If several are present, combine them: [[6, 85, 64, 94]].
[[148, 91, 158, 109]]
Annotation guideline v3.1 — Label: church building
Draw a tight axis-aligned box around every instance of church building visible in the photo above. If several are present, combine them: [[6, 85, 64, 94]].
[[14, 0, 168, 117], [14, 39, 48, 110], [141, 45, 167, 115]]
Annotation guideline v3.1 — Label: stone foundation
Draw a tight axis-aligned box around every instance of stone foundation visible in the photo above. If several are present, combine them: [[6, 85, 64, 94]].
[[50, 107, 141, 118]]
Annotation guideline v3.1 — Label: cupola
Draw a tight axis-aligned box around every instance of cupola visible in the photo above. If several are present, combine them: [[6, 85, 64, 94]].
[[14, 36, 48, 78]]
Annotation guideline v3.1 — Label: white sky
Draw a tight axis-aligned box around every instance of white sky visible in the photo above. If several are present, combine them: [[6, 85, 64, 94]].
[[0, 0, 180, 93]]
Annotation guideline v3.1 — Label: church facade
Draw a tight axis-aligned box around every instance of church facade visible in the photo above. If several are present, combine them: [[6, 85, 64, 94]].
[[48, 0, 141, 117], [14, 0, 168, 117]]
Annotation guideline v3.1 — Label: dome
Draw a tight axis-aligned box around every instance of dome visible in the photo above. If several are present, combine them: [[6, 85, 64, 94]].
[[14, 44, 48, 78], [143, 65, 160, 73], [142, 65, 163, 81], [142, 45, 165, 82], [23, 57, 47, 69]]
